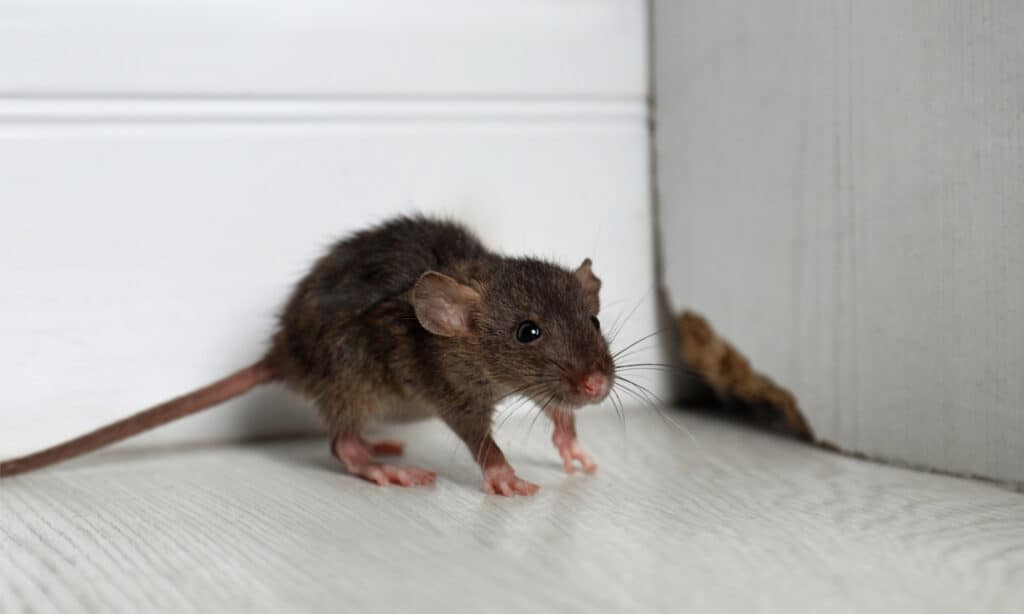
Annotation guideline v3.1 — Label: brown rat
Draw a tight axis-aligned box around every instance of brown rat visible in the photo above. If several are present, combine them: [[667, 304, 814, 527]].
[[1, 215, 616, 495]]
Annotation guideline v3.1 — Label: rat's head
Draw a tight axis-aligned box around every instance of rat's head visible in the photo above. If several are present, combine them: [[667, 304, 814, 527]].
[[412, 258, 615, 409]]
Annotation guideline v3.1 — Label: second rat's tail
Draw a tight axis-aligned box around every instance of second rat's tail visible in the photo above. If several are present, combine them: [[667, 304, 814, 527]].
[[0, 358, 276, 478]]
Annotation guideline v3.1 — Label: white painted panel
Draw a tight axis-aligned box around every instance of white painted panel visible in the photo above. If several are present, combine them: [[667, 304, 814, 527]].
[[0, 0, 644, 97], [654, 1, 1024, 483], [0, 114, 655, 457]]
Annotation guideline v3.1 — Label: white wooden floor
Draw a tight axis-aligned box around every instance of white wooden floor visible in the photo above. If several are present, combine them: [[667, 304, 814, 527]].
[[2, 406, 1022, 614]]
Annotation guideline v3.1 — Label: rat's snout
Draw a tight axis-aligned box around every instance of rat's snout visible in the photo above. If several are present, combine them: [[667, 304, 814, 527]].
[[577, 371, 610, 400]]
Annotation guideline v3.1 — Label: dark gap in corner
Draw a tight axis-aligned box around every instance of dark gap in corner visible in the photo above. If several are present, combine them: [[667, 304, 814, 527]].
[[658, 298, 1024, 493], [655, 288, 815, 443]]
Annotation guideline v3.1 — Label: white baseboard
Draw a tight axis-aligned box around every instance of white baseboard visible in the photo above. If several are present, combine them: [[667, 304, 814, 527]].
[[0, 1, 657, 456]]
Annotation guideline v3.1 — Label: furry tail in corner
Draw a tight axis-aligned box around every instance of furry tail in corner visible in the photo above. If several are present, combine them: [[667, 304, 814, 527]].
[[0, 359, 276, 478]]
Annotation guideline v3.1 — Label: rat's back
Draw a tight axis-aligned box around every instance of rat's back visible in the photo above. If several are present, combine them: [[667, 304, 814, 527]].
[[304, 215, 486, 314], [268, 215, 489, 389]]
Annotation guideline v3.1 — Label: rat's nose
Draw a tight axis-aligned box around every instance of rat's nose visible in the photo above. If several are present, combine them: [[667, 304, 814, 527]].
[[578, 372, 609, 399]]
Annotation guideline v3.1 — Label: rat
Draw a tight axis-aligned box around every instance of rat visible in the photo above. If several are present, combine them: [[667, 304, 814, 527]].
[[0, 215, 616, 496]]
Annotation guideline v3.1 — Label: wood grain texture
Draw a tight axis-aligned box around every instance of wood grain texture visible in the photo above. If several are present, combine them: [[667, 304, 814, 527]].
[[2, 407, 1022, 614], [654, 0, 1024, 483]]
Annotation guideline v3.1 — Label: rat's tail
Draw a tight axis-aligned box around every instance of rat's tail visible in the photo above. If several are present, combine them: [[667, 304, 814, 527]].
[[0, 358, 276, 478]]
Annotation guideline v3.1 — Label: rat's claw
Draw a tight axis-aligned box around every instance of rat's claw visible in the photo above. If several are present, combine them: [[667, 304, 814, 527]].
[[482, 464, 540, 497]]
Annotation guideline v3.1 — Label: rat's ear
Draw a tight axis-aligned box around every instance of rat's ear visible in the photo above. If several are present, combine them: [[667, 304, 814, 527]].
[[575, 258, 602, 313], [412, 271, 482, 337]]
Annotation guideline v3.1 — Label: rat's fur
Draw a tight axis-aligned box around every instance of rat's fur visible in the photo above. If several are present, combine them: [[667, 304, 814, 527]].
[[269, 215, 613, 467]]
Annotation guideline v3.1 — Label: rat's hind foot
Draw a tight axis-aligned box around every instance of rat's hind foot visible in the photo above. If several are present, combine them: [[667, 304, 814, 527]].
[[332, 436, 435, 487], [351, 462, 437, 487], [482, 464, 540, 497]]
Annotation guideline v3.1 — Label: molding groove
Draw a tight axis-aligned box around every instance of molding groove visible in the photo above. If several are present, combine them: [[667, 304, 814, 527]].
[[0, 97, 646, 124]]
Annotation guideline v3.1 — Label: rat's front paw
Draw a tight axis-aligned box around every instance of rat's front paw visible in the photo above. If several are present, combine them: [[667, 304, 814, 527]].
[[482, 464, 539, 497], [552, 432, 598, 475]]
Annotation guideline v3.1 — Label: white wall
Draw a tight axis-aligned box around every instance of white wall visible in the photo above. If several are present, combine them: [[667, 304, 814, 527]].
[[654, 1, 1024, 484], [0, 0, 656, 457]]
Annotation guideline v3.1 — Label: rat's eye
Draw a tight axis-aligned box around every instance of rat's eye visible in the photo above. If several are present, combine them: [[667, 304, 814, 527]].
[[590, 315, 600, 330], [515, 320, 542, 343]]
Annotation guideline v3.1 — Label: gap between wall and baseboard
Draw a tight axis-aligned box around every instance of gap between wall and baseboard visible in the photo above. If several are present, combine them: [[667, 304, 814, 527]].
[[0, 96, 646, 124], [673, 308, 1024, 493]]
